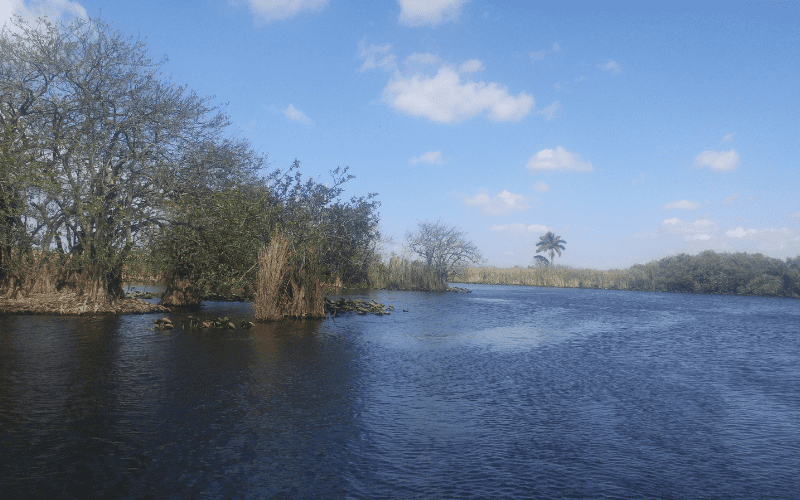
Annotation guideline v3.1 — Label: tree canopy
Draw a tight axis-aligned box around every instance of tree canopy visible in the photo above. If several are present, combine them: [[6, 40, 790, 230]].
[[406, 220, 482, 284], [535, 231, 567, 266]]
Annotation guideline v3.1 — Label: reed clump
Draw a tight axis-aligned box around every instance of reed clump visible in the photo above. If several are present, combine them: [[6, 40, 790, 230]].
[[254, 233, 324, 321]]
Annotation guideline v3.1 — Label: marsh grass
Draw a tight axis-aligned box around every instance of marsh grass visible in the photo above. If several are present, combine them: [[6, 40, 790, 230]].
[[371, 257, 449, 291]]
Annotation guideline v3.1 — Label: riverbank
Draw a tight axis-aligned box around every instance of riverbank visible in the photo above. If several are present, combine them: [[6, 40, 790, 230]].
[[0, 292, 171, 315]]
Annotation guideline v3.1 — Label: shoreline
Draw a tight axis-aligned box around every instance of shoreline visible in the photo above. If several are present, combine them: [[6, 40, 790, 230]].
[[0, 292, 171, 316]]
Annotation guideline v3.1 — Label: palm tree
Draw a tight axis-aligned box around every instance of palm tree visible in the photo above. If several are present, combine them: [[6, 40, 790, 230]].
[[535, 231, 567, 266]]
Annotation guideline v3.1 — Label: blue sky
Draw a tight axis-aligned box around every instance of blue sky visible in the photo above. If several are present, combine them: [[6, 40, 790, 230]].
[[2, 0, 799, 269]]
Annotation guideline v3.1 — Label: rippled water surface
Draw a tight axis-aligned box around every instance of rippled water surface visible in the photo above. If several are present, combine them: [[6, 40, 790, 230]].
[[2, 285, 799, 498]]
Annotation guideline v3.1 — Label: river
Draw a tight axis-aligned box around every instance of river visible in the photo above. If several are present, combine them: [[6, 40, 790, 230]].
[[1, 284, 799, 499]]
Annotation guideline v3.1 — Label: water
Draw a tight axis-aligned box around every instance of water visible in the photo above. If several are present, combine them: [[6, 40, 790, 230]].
[[1, 285, 799, 499]]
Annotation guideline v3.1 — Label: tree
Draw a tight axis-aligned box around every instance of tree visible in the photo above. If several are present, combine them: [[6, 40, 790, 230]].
[[406, 220, 482, 285], [535, 231, 567, 266], [532, 255, 550, 268], [1, 15, 249, 301]]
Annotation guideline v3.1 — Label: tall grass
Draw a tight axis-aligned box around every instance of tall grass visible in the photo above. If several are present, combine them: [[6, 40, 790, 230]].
[[370, 256, 449, 291], [454, 266, 633, 290], [254, 233, 324, 321]]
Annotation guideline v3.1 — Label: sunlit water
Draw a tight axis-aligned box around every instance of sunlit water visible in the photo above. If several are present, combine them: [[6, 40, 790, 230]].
[[1, 284, 799, 499]]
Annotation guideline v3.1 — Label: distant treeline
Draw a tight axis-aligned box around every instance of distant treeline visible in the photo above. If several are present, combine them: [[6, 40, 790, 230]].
[[453, 251, 800, 299]]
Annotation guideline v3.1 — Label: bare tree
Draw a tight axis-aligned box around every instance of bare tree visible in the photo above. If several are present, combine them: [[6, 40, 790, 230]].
[[405, 220, 482, 284]]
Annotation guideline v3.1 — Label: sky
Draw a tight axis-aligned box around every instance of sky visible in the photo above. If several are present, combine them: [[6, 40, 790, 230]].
[[2, 0, 799, 270]]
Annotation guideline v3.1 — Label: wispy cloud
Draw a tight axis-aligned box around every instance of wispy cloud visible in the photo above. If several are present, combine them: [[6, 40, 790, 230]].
[[726, 227, 759, 238], [552, 42, 561, 52], [530, 50, 545, 61], [242, 0, 328, 24], [662, 217, 719, 241], [663, 199, 700, 210], [283, 104, 311, 124], [397, 0, 468, 26], [538, 101, 560, 121], [1, 0, 87, 24], [358, 39, 396, 72], [462, 190, 531, 215], [405, 52, 439, 66], [790, 211, 800, 219], [382, 63, 534, 123], [527, 146, 593, 172], [723, 193, 740, 205], [694, 149, 739, 171], [409, 151, 446, 165], [597, 60, 621, 75], [532, 181, 549, 192], [490, 223, 549, 235], [721, 133, 734, 143]]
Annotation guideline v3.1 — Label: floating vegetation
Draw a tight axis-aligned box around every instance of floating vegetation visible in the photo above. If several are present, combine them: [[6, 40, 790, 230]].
[[324, 297, 395, 317]]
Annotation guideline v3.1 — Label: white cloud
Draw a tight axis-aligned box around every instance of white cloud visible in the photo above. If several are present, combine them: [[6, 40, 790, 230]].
[[538, 100, 560, 121], [790, 211, 800, 219], [459, 59, 484, 73], [526, 146, 593, 172], [532, 181, 549, 192], [358, 39, 396, 72], [721, 133, 734, 143], [597, 60, 621, 75], [1, 0, 86, 26], [409, 150, 446, 165], [398, 0, 468, 26], [726, 227, 759, 238], [694, 149, 739, 171], [530, 50, 545, 61], [663, 199, 700, 210], [463, 190, 530, 215], [661, 217, 719, 241], [405, 52, 439, 66], [244, 0, 328, 23], [552, 42, 561, 52], [490, 223, 549, 235], [723, 193, 739, 205], [383, 65, 534, 123], [283, 104, 311, 124]]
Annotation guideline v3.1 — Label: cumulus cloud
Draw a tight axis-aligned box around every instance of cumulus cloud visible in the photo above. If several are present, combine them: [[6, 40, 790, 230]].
[[358, 39, 396, 72], [490, 223, 549, 235], [1, 0, 86, 25], [243, 0, 328, 23], [663, 199, 700, 210], [597, 60, 621, 75], [662, 217, 719, 241], [694, 149, 739, 171], [530, 50, 545, 61], [283, 104, 311, 124], [723, 193, 740, 205], [538, 100, 560, 121], [726, 227, 759, 238], [526, 146, 593, 172], [382, 64, 535, 123], [532, 181, 549, 192], [463, 190, 530, 215], [398, 0, 468, 26], [409, 150, 446, 165]]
